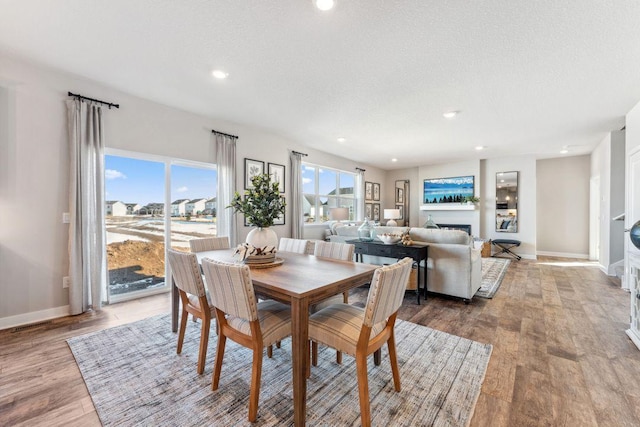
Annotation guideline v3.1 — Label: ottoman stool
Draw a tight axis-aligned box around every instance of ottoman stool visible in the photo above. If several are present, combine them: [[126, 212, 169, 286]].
[[491, 239, 521, 261]]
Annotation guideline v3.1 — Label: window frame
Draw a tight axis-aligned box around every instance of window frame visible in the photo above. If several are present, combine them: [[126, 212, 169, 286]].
[[302, 162, 358, 224]]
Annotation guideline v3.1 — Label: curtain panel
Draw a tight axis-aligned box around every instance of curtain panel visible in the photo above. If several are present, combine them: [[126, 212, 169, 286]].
[[67, 99, 107, 314], [215, 133, 237, 246], [289, 152, 304, 238]]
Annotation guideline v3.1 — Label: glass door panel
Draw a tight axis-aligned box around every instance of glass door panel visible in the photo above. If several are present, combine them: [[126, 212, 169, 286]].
[[105, 155, 167, 301]]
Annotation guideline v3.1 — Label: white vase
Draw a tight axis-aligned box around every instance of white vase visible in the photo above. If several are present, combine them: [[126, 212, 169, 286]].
[[246, 227, 278, 248]]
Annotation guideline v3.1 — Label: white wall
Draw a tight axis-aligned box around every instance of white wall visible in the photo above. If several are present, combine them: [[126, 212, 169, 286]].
[[591, 134, 611, 269], [417, 160, 482, 236], [481, 156, 537, 259], [536, 155, 590, 258], [0, 54, 384, 326], [610, 130, 626, 264]]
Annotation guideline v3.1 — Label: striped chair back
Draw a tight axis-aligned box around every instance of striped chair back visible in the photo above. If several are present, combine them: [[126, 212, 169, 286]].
[[167, 249, 206, 297], [278, 238, 311, 254], [363, 257, 413, 327], [189, 236, 230, 253], [314, 241, 355, 261], [201, 258, 259, 322]]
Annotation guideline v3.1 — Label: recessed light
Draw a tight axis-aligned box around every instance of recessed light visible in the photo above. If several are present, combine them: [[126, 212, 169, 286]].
[[443, 111, 459, 119], [475, 146, 485, 151], [391, 158, 398, 162], [560, 149, 569, 154], [337, 137, 346, 143], [212, 70, 228, 79], [500, 179, 505, 183], [314, 0, 335, 11]]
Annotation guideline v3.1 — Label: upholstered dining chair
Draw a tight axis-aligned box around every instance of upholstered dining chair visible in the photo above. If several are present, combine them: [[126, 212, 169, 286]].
[[189, 236, 230, 252], [309, 240, 356, 365], [278, 237, 313, 254], [167, 249, 216, 375], [201, 258, 292, 422], [308, 257, 413, 427]]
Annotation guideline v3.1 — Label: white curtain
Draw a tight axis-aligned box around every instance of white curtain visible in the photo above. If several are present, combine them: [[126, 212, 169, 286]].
[[215, 133, 237, 246], [67, 99, 107, 314], [289, 151, 304, 238], [355, 168, 365, 221]]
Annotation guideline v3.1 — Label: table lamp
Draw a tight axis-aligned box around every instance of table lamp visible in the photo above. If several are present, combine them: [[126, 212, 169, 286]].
[[383, 209, 401, 227], [329, 207, 349, 222]]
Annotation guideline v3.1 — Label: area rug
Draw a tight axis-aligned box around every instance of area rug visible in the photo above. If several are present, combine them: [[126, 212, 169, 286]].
[[67, 314, 492, 427], [476, 257, 510, 298]]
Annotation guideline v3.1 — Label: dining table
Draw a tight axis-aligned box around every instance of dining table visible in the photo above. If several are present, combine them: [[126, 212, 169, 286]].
[[170, 248, 378, 426]]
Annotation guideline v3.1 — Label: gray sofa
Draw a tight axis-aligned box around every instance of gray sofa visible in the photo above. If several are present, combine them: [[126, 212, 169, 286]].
[[328, 225, 482, 301]]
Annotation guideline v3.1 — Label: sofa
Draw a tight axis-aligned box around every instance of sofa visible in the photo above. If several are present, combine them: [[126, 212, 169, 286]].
[[327, 224, 482, 301]]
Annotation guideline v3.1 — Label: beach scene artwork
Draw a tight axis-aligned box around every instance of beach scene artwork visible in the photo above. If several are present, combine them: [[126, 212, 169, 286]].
[[423, 176, 474, 204]]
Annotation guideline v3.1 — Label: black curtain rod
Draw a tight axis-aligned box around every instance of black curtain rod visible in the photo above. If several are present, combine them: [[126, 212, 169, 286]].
[[211, 129, 238, 139], [68, 92, 119, 109], [292, 150, 308, 157], [356, 167, 366, 172]]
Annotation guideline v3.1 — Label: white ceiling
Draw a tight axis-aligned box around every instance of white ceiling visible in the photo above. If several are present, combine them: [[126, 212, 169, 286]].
[[1, 0, 639, 170]]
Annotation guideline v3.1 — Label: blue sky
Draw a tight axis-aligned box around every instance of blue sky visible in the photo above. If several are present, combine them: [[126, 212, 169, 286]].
[[302, 165, 354, 194], [105, 155, 217, 206]]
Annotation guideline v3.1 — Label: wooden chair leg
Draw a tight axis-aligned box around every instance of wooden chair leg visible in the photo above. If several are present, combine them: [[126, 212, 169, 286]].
[[276, 340, 281, 348], [356, 351, 372, 427], [212, 334, 226, 390], [387, 333, 401, 391], [312, 341, 318, 366], [336, 350, 342, 364], [374, 348, 381, 366], [307, 341, 312, 378], [176, 308, 189, 354], [248, 346, 263, 422], [267, 345, 273, 358], [197, 318, 210, 375]]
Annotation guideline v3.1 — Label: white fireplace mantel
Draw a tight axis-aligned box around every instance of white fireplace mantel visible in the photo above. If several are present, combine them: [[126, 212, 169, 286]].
[[420, 204, 477, 211]]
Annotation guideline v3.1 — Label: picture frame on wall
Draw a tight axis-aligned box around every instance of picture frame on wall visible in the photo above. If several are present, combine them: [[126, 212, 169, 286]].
[[396, 187, 404, 204], [396, 204, 404, 220], [267, 163, 286, 193], [365, 181, 373, 200], [372, 203, 380, 221], [365, 203, 373, 219], [373, 183, 380, 201], [245, 158, 264, 189]]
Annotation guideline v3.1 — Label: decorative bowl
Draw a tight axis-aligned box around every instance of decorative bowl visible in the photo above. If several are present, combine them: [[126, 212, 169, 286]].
[[378, 233, 401, 245]]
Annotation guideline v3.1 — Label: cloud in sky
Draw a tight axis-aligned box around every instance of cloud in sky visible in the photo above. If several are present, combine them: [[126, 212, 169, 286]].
[[105, 169, 126, 180], [302, 178, 312, 184], [176, 186, 188, 193]]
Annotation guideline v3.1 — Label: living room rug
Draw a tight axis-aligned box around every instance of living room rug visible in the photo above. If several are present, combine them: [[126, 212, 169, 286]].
[[476, 257, 510, 298], [67, 314, 492, 427]]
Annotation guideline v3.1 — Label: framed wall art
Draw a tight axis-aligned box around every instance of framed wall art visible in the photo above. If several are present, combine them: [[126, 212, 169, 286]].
[[372, 203, 380, 221], [373, 183, 380, 201], [365, 203, 373, 219], [268, 162, 285, 193], [365, 181, 373, 201], [245, 158, 264, 189]]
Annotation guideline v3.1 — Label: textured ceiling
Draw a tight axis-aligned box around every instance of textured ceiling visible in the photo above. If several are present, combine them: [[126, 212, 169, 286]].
[[1, 0, 639, 169]]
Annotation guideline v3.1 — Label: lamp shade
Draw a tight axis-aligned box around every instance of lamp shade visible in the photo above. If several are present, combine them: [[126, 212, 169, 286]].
[[329, 207, 349, 221], [383, 209, 401, 220]]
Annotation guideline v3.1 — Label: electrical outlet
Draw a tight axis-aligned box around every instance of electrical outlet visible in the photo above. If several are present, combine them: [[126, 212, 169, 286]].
[[63, 276, 71, 288], [62, 212, 70, 224]]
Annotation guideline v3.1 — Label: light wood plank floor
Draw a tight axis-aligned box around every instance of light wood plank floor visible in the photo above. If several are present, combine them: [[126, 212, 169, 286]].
[[1, 256, 639, 426]]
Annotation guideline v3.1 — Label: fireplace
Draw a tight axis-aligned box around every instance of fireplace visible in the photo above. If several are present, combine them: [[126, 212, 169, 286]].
[[436, 223, 472, 235]]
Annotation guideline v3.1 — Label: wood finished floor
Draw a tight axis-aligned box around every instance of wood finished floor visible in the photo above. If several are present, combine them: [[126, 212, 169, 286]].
[[1, 256, 639, 426]]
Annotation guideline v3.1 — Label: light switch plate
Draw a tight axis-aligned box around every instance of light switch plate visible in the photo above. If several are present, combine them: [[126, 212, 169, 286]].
[[62, 212, 70, 223]]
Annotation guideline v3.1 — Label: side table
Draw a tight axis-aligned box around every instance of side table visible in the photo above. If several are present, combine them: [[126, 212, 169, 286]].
[[346, 239, 429, 304]]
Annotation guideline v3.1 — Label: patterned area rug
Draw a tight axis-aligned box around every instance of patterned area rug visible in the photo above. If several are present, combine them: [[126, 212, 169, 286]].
[[67, 315, 492, 426], [476, 257, 511, 298]]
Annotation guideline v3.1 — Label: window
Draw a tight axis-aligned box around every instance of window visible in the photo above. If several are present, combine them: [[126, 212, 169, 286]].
[[302, 163, 356, 223], [104, 149, 216, 303]]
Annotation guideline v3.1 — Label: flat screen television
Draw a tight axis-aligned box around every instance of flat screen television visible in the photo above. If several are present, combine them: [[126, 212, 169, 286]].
[[423, 175, 474, 204]]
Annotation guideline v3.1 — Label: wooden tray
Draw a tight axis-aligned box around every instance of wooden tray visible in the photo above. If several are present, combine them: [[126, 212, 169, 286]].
[[246, 258, 284, 269]]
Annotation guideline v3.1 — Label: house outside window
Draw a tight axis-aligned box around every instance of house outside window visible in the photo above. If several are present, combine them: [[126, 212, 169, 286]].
[[302, 163, 356, 223]]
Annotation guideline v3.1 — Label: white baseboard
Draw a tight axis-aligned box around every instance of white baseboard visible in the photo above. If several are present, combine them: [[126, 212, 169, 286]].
[[0, 305, 70, 330], [536, 251, 590, 259]]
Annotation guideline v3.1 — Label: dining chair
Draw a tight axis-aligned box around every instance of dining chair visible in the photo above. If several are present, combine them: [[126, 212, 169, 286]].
[[309, 240, 356, 365], [278, 237, 312, 254], [189, 236, 230, 252], [201, 258, 292, 422], [167, 249, 216, 375], [308, 257, 413, 427]]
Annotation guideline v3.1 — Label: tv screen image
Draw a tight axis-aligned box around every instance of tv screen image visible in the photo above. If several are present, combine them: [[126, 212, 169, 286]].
[[423, 175, 474, 204]]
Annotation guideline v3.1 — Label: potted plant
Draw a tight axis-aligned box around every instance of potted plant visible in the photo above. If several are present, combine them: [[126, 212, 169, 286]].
[[462, 195, 480, 205], [229, 173, 286, 247]]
